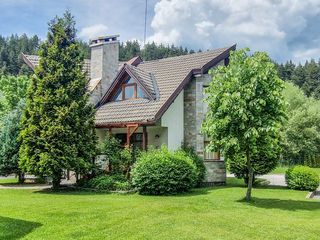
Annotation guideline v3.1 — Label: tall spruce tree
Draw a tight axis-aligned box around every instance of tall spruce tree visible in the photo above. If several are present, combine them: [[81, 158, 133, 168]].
[[19, 11, 98, 190]]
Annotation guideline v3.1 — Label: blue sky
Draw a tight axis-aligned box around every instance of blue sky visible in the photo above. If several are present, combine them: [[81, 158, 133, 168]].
[[1, 0, 320, 64]]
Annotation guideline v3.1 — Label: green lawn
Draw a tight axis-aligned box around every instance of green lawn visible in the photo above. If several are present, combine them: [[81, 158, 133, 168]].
[[0, 177, 19, 184], [1, 178, 320, 239], [271, 167, 320, 174]]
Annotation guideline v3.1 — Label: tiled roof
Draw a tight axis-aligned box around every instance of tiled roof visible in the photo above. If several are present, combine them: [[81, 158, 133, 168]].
[[127, 65, 157, 99], [22, 54, 91, 79], [95, 45, 236, 125]]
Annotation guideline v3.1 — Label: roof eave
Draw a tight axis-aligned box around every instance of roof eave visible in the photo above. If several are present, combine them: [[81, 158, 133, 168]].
[[152, 44, 236, 122], [22, 53, 35, 71]]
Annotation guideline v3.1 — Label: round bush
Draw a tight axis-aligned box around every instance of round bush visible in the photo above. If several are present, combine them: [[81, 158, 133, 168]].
[[285, 165, 319, 191], [180, 146, 206, 186], [131, 146, 197, 195]]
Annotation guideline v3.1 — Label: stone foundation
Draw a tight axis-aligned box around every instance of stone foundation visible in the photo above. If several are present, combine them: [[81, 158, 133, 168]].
[[203, 160, 226, 184]]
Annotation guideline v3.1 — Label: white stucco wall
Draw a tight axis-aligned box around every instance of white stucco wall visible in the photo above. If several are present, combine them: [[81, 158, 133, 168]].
[[161, 90, 184, 150]]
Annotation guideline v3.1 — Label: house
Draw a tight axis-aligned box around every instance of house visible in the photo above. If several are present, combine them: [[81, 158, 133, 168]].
[[23, 35, 236, 185]]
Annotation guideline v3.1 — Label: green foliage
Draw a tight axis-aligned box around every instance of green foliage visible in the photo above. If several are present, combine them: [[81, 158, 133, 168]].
[[0, 99, 26, 182], [101, 133, 134, 177], [77, 174, 132, 191], [304, 154, 320, 168], [18, 11, 98, 190], [119, 40, 196, 61], [285, 165, 319, 191], [0, 75, 30, 126], [281, 82, 320, 165], [274, 59, 320, 98], [0, 33, 39, 76], [131, 145, 197, 195], [227, 150, 279, 184], [202, 48, 286, 199], [180, 144, 206, 186]]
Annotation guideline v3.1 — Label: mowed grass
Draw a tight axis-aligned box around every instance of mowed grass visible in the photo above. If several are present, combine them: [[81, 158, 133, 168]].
[[0, 177, 18, 184], [1, 178, 320, 240], [271, 167, 320, 174]]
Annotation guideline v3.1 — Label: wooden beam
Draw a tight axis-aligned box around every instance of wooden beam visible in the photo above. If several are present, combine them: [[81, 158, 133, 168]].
[[126, 124, 139, 149], [143, 126, 147, 151], [95, 122, 155, 128]]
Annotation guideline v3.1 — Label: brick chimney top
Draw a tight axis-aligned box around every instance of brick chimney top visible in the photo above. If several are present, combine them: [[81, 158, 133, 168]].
[[89, 35, 119, 46]]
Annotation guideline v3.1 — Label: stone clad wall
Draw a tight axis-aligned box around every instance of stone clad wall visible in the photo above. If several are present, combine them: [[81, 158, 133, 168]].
[[183, 74, 212, 156], [183, 60, 226, 184], [89, 39, 119, 105], [203, 161, 226, 185]]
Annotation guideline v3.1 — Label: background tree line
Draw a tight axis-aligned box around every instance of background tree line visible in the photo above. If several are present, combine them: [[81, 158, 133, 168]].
[[119, 40, 198, 61], [0, 33, 200, 78], [274, 60, 320, 98]]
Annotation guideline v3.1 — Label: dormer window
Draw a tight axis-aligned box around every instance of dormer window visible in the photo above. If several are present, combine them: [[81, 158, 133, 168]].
[[112, 77, 148, 101]]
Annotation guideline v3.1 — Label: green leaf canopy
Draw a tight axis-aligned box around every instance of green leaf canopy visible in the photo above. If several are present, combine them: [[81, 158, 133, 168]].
[[202, 48, 286, 199]]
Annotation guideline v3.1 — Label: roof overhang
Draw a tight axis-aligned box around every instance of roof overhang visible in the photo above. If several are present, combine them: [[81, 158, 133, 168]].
[[153, 44, 236, 122]]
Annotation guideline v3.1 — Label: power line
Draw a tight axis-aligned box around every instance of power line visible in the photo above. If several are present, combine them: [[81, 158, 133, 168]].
[[143, 0, 148, 60]]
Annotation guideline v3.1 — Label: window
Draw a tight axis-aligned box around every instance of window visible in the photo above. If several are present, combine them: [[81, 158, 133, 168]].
[[203, 88, 220, 160], [204, 135, 220, 161], [112, 77, 147, 101]]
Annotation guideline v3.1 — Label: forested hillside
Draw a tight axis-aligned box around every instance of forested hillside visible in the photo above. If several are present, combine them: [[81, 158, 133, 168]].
[[0, 34, 199, 77], [274, 60, 320, 98], [119, 40, 197, 61], [0, 34, 39, 76]]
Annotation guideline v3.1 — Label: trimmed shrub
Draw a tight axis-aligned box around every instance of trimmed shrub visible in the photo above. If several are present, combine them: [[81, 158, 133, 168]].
[[77, 174, 132, 191], [285, 165, 319, 191], [131, 146, 197, 195], [180, 145, 206, 186]]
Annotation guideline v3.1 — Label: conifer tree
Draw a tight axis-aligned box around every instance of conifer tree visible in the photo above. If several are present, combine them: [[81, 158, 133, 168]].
[[0, 100, 26, 183], [19, 11, 98, 190]]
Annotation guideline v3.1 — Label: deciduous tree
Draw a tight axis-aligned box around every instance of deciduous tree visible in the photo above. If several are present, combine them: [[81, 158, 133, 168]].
[[202, 48, 286, 200], [0, 75, 30, 126], [281, 82, 320, 165]]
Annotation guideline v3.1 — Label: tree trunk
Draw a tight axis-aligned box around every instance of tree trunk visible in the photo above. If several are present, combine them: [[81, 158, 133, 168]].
[[18, 171, 25, 184], [246, 149, 253, 200], [52, 174, 61, 191]]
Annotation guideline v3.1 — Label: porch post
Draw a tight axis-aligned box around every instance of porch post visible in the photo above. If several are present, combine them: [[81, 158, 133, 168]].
[[143, 126, 147, 151], [126, 126, 130, 149], [126, 124, 139, 149]]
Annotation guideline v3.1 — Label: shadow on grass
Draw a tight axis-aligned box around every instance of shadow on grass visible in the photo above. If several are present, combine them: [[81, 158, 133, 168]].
[[237, 197, 320, 211], [33, 187, 112, 196], [0, 216, 42, 240], [31, 177, 289, 197]]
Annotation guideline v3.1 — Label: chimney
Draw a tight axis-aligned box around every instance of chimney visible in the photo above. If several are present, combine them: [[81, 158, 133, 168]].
[[89, 35, 119, 104]]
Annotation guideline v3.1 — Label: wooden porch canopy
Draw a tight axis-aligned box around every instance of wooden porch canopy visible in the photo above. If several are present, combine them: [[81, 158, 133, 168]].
[[95, 122, 155, 150]]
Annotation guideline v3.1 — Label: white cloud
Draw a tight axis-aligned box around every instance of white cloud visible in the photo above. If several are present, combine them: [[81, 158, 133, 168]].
[[78, 24, 109, 41], [293, 48, 320, 64], [146, 29, 180, 46], [195, 21, 215, 36], [147, 0, 320, 62]]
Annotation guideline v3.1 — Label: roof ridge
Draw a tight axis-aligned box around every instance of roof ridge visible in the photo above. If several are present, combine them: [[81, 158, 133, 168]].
[[139, 45, 235, 65]]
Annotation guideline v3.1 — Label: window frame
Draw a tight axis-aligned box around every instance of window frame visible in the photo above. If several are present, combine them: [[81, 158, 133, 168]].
[[122, 82, 137, 100], [111, 77, 148, 102]]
